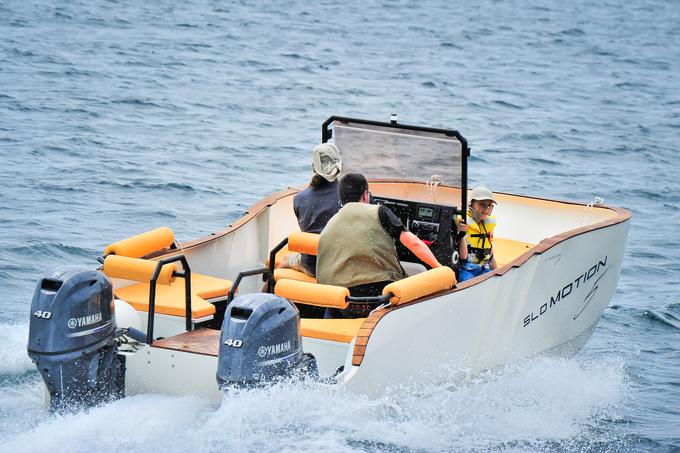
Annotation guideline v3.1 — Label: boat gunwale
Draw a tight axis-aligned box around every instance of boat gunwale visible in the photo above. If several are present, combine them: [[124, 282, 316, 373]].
[[174, 179, 631, 256]]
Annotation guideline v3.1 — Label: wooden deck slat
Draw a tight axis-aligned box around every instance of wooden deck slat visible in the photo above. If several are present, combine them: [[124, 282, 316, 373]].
[[354, 336, 369, 346], [153, 328, 221, 356]]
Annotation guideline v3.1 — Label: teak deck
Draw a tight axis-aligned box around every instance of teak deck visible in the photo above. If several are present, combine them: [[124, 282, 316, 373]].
[[153, 328, 221, 356]]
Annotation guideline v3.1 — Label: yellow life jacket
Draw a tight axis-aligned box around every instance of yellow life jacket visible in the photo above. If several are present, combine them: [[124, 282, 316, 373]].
[[465, 210, 496, 265]]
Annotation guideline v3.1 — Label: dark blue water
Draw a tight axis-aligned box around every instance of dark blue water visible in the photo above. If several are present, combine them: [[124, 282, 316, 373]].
[[1, 0, 679, 451]]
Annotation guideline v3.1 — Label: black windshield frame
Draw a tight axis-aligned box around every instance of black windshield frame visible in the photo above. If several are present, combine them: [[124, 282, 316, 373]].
[[321, 116, 470, 209]]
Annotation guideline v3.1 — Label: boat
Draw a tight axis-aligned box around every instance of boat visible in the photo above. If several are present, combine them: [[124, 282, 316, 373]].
[[26, 116, 631, 410]]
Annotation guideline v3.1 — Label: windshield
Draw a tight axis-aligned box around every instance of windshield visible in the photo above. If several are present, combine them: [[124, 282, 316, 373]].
[[323, 117, 468, 207]]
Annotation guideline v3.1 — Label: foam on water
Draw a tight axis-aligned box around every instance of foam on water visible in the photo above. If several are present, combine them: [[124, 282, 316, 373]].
[[0, 378, 48, 441], [0, 322, 33, 376], [1, 356, 629, 452]]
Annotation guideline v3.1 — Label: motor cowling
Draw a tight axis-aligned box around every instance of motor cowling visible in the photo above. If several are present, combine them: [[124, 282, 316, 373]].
[[27, 266, 124, 411], [217, 293, 317, 389]]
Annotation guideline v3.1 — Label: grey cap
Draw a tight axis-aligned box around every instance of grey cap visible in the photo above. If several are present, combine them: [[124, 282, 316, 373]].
[[471, 186, 496, 204], [312, 143, 343, 182]]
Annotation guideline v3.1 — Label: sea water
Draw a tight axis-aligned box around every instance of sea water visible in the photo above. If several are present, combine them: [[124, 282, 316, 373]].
[[1, 0, 679, 451]]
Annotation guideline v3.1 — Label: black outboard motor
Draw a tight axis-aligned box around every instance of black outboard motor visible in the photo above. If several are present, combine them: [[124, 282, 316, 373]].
[[217, 293, 317, 389], [27, 266, 124, 412]]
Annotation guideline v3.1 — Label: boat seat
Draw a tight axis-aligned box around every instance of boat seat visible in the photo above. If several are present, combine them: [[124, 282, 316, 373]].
[[493, 237, 536, 266], [274, 268, 317, 284], [299, 318, 366, 343], [102, 227, 233, 319], [271, 232, 433, 283], [113, 273, 232, 319], [271, 232, 320, 284]]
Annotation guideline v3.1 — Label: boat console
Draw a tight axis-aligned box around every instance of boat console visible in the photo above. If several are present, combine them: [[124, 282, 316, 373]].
[[322, 115, 469, 269], [372, 195, 461, 268]]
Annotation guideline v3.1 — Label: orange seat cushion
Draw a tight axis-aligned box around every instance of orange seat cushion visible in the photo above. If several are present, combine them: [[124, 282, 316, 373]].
[[383, 266, 456, 306], [190, 273, 234, 300], [115, 273, 232, 319], [493, 237, 536, 266], [274, 268, 317, 284], [300, 318, 366, 343]]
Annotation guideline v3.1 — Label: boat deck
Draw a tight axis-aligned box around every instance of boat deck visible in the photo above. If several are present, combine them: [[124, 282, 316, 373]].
[[153, 328, 220, 356], [493, 237, 535, 266], [152, 317, 368, 357]]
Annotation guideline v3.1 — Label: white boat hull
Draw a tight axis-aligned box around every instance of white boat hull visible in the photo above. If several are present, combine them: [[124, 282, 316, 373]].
[[338, 219, 628, 395], [113, 184, 629, 400]]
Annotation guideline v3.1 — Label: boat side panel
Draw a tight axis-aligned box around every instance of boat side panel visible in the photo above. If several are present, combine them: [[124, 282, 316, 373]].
[[341, 220, 629, 396], [119, 311, 213, 340], [124, 346, 222, 401], [301, 337, 352, 377]]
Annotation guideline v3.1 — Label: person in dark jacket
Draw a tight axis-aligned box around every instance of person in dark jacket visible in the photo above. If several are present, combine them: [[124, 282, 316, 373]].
[[278, 143, 343, 277]]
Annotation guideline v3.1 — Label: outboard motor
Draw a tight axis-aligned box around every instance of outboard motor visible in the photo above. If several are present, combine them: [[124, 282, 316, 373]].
[[217, 293, 317, 389], [27, 266, 124, 412]]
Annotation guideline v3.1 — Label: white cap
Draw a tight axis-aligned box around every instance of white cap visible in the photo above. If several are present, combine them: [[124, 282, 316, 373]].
[[312, 143, 343, 182], [471, 186, 496, 204]]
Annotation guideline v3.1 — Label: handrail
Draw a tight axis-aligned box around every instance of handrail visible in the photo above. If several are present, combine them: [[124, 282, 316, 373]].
[[346, 294, 392, 304], [146, 255, 191, 345], [227, 267, 272, 304], [267, 237, 289, 293]]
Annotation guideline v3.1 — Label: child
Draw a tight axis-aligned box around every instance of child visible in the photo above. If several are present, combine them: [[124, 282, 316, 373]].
[[457, 186, 498, 282]]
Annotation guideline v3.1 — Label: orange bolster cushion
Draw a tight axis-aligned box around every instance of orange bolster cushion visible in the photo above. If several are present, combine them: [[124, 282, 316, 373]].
[[103, 255, 177, 285], [383, 266, 456, 306], [275, 279, 349, 309], [104, 227, 175, 258], [274, 268, 317, 284], [287, 232, 320, 256]]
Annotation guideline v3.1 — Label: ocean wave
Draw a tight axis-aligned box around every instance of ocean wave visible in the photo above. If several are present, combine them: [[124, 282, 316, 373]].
[[94, 180, 196, 193], [4, 242, 95, 261], [0, 355, 630, 452], [440, 41, 463, 49], [492, 100, 523, 110], [642, 309, 680, 331], [527, 156, 560, 166], [109, 98, 162, 108], [0, 322, 34, 376], [551, 28, 586, 37], [35, 183, 87, 194]]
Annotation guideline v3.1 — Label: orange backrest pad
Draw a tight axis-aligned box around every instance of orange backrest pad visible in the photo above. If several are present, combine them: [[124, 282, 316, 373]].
[[103, 255, 177, 285], [273, 268, 317, 284], [104, 227, 175, 258], [287, 232, 320, 256], [383, 266, 456, 306], [275, 279, 349, 309]]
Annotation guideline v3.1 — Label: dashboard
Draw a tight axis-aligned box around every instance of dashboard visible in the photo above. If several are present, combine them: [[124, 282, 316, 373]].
[[372, 195, 461, 268]]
